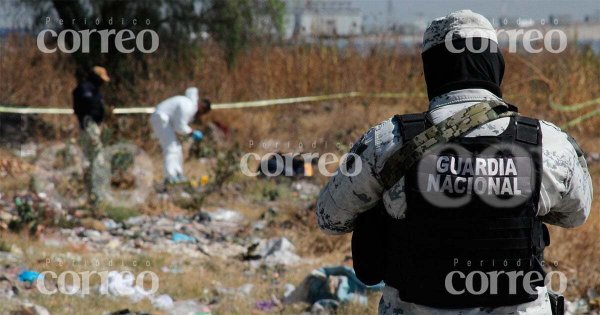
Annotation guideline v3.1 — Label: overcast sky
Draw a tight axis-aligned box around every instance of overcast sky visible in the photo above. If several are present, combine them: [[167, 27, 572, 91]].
[[352, 0, 600, 27], [2, 0, 600, 29]]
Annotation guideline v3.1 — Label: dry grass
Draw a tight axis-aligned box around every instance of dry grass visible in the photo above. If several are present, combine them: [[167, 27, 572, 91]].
[[2, 35, 599, 149], [0, 35, 599, 312]]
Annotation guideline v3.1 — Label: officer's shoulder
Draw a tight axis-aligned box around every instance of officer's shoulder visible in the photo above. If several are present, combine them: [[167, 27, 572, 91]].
[[537, 119, 568, 141], [537, 119, 583, 157], [368, 116, 404, 168], [513, 115, 565, 139], [348, 118, 394, 155], [365, 116, 398, 148]]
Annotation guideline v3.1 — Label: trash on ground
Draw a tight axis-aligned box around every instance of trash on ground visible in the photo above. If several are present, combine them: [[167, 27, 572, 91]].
[[283, 265, 384, 310], [17, 270, 41, 283], [246, 237, 301, 267], [166, 300, 211, 315], [171, 232, 196, 243]]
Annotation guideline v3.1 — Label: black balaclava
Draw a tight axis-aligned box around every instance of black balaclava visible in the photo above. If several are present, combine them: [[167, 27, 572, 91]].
[[422, 37, 505, 101]]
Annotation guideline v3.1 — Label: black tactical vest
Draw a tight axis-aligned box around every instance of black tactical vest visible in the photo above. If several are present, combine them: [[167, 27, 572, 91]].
[[382, 113, 548, 308]]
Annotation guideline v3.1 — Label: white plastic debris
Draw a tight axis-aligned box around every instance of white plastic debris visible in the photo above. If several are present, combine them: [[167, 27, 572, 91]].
[[253, 237, 301, 267], [209, 208, 245, 223], [152, 294, 174, 309], [98, 271, 152, 303], [166, 300, 211, 315]]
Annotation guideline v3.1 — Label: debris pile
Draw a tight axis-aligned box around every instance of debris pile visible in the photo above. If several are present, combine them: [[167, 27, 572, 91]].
[[51, 209, 250, 260]]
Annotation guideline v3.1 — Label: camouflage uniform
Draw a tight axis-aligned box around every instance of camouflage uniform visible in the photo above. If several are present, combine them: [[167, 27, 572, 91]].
[[73, 66, 110, 206], [79, 116, 104, 204], [316, 88, 593, 314]]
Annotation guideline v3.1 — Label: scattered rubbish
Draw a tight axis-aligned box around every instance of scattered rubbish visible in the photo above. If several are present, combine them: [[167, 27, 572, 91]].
[[283, 265, 383, 309], [160, 265, 183, 274], [238, 283, 254, 296], [567, 298, 590, 315], [246, 237, 301, 267], [292, 180, 321, 200], [55, 212, 250, 259], [151, 293, 174, 310], [252, 208, 280, 231], [215, 283, 254, 297], [193, 210, 212, 223], [83, 229, 102, 239], [19, 301, 50, 315], [13, 143, 37, 158], [103, 218, 120, 230], [311, 299, 340, 314], [283, 283, 296, 297], [105, 309, 151, 315], [172, 232, 196, 243], [98, 271, 151, 303], [17, 270, 40, 283], [199, 242, 247, 258], [41, 236, 64, 247], [209, 208, 244, 223], [252, 220, 267, 231], [0, 276, 18, 299], [123, 215, 149, 227], [166, 300, 211, 315], [255, 299, 278, 311]]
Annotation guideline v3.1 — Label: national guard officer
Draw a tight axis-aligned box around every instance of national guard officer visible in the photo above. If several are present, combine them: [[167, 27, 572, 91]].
[[316, 10, 592, 315]]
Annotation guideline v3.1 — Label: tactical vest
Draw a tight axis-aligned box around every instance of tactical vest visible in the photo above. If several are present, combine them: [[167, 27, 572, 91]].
[[382, 112, 549, 308]]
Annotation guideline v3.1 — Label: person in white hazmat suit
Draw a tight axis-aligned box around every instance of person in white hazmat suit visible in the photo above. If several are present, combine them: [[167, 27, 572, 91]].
[[150, 87, 211, 184]]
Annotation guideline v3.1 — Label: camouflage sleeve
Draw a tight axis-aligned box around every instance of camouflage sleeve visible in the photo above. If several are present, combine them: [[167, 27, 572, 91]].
[[537, 121, 593, 228], [316, 127, 384, 234]]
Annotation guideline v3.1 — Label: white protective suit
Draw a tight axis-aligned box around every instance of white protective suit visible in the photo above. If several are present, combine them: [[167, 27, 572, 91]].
[[150, 87, 199, 180]]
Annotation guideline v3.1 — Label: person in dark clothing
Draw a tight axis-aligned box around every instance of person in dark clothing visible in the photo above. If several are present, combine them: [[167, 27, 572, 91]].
[[73, 66, 111, 206], [73, 66, 110, 129]]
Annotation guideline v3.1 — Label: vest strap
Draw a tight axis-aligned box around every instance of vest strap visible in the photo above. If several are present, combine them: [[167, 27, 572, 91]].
[[398, 112, 428, 140], [515, 116, 540, 145], [380, 101, 516, 190]]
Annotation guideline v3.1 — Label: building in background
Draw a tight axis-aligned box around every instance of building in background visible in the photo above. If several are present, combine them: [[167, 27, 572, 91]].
[[284, 0, 362, 38]]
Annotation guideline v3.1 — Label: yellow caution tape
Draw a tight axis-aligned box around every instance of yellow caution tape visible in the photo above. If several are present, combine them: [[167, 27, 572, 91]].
[[0, 92, 426, 115], [1, 92, 597, 129], [549, 96, 600, 129], [550, 97, 600, 112], [0, 107, 74, 114], [560, 108, 600, 129]]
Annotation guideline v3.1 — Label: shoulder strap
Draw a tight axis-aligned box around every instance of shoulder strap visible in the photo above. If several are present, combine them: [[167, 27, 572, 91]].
[[515, 116, 540, 145], [379, 101, 517, 190], [396, 112, 428, 141]]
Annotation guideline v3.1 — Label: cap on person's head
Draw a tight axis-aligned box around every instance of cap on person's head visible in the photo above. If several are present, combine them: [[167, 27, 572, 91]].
[[422, 9, 497, 53], [91, 66, 111, 83]]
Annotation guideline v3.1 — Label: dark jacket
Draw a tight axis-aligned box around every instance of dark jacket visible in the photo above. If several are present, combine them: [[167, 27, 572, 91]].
[[73, 80, 105, 129]]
